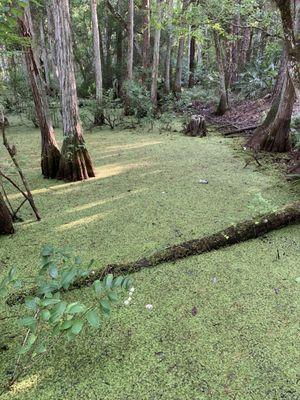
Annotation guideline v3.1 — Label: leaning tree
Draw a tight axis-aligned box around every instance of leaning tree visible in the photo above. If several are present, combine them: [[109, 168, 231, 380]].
[[19, 5, 61, 179], [247, 1, 300, 167], [51, 0, 95, 181]]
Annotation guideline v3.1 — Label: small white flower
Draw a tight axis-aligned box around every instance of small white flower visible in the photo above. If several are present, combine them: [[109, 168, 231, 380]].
[[146, 304, 153, 310], [243, 146, 247, 151], [129, 287, 135, 293], [124, 300, 130, 306], [128, 296, 132, 302]]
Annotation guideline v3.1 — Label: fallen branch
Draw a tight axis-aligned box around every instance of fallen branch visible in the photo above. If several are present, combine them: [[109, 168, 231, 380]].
[[1, 110, 41, 221], [223, 125, 260, 136], [7, 201, 300, 306]]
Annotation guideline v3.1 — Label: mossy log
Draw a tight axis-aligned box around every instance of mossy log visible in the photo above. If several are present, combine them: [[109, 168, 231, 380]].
[[7, 201, 300, 305], [184, 115, 207, 137]]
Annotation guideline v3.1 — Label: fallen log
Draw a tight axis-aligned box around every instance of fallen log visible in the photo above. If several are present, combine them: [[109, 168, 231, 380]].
[[7, 201, 300, 305], [223, 125, 260, 136]]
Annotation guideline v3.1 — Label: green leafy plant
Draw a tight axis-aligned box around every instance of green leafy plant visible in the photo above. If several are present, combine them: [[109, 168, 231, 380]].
[[0, 246, 134, 390]]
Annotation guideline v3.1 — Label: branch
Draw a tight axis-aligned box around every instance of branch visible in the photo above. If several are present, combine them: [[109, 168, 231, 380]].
[[230, 23, 283, 39]]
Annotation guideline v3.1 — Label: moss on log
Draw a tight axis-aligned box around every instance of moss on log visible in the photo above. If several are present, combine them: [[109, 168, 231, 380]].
[[7, 201, 300, 305]]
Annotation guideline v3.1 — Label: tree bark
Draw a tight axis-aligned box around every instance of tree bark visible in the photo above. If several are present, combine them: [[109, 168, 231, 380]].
[[247, 70, 295, 152], [188, 34, 196, 87], [275, 0, 300, 99], [174, 0, 190, 93], [213, 31, 229, 115], [164, 0, 173, 94], [0, 192, 14, 235], [90, 0, 104, 125], [151, 0, 163, 107], [19, 6, 61, 179], [124, 0, 134, 114], [141, 0, 150, 82], [52, 0, 95, 181]]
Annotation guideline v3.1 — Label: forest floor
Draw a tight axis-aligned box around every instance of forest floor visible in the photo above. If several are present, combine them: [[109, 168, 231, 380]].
[[0, 118, 299, 399]]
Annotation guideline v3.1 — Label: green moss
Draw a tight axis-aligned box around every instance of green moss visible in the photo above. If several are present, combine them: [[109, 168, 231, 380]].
[[0, 123, 299, 399]]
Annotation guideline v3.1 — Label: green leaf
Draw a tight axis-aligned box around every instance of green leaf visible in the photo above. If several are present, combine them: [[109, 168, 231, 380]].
[[27, 333, 37, 346], [41, 245, 54, 257], [35, 343, 47, 354], [40, 298, 61, 307], [40, 310, 51, 321], [60, 320, 73, 331], [71, 319, 84, 335], [108, 291, 119, 303], [113, 276, 124, 288], [61, 269, 77, 289], [86, 309, 100, 328], [93, 280, 102, 294], [19, 316, 36, 327], [74, 256, 82, 265], [103, 274, 113, 288], [49, 301, 67, 324], [66, 302, 86, 315], [49, 264, 58, 279], [25, 297, 38, 311], [296, 277, 300, 283], [100, 299, 110, 314], [8, 267, 17, 280]]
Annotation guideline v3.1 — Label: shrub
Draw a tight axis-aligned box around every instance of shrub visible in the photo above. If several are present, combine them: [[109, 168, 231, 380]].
[[0, 246, 134, 390]]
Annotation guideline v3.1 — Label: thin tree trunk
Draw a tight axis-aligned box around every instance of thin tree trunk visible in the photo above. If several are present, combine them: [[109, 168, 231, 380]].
[[52, 0, 95, 182], [188, 34, 196, 87], [213, 31, 229, 115], [141, 0, 150, 82], [151, 0, 163, 107], [0, 191, 14, 235], [39, 20, 51, 93], [247, 68, 295, 152], [174, 0, 189, 93], [19, 6, 61, 179], [90, 0, 104, 125], [124, 0, 134, 114], [127, 0, 134, 81], [239, 26, 251, 70], [164, 0, 173, 94]]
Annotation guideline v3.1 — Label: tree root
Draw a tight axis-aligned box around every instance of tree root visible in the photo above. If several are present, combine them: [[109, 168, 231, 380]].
[[7, 201, 300, 306]]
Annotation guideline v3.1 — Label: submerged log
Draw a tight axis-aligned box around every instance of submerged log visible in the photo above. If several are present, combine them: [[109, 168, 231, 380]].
[[7, 201, 300, 305], [184, 115, 207, 137]]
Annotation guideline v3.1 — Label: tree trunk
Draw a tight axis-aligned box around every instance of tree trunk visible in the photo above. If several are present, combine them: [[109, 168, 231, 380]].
[[124, 0, 134, 114], [173, 0, 190, 93], [151, 0, 163, 107], [141, 0, 150, 82], [247, 70, 295, 152], [275, 0, 300, 99], [0, 192, 14, 235], [213, 31, 229, 115], [239, 26, 251, 70], [19, 6, 61, 179], [188, 34, 196, 87], [164, 0, 173, 94], [90, 0, 104, 125], [39, 19, 51, 94], [52, 0, 95, 182]]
